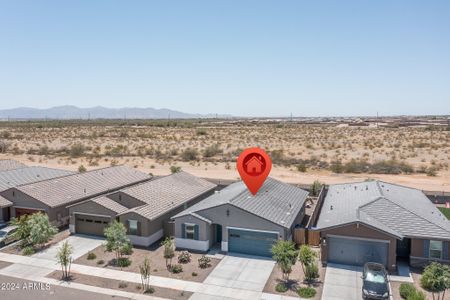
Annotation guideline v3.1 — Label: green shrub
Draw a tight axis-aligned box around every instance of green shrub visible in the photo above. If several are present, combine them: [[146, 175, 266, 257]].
[[117, 257, 131, 268], [399, 283, 415, 299], [408, 291, 426, 300], [275, 282, 288, 293], [171, 264, 183, 273], [198, 255, 211, 269], [304, 262, 320, 282], [121, 242, 133, 256], [177, 251, 191, 264], [297, 287, 316, 298], [192, 272, 198, 277], [181, 148, 199, 161], [170, 165, 182, 173], [22, 246, 35, 256], [97, 259, 105, 265], [87, 252, 96, 260]]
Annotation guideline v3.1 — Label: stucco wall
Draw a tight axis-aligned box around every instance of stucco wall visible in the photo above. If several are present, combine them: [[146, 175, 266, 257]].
[[410, 238, 450, 267], [320, 223, 397, 271], [174, 214, 210, 241]]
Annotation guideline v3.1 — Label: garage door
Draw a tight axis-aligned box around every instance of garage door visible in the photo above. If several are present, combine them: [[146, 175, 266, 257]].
[[328, 236, 388, 267], [75, 215, 111, 236], [228, 228, 278, 257]]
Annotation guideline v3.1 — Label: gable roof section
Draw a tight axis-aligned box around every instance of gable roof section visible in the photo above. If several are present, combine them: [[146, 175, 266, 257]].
[[0, 166, 74, 192], [91, 196, 128, 214], [0, 160, 26, 172], [0, 195, 12, 208], [173, 177, 309, 229], [16, 165, 151, 208], [118, 171, 217, 220], [316, 181, 450, 240]]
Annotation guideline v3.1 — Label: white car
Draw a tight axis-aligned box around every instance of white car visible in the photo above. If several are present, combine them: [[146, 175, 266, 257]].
[[0, 226, 17, 247]]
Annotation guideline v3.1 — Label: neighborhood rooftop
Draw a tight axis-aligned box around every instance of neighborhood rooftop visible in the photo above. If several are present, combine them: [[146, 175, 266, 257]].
[[0, 195, 12, 208], [91, 196, 129, 214], [0, 159, 26, 172], [315, 180, 450, 240], [118, 171, 217, 220], [174, 177, 309, 229], [16, 165, 152, 208], [0, 166, 74, 192]]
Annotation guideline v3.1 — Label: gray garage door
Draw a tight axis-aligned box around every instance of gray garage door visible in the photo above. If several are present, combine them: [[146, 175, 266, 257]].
[[75, 215, 111, 236], [228, 228, 278, 257], [328, 236, 388, 267]]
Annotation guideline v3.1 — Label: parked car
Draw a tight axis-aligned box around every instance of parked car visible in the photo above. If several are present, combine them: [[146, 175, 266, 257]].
[[0, 226, 17, 248], [362, 262, 390, 300]]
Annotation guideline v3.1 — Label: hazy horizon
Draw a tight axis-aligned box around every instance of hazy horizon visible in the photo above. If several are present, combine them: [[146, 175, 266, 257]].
[[1, 1, 449, 116]]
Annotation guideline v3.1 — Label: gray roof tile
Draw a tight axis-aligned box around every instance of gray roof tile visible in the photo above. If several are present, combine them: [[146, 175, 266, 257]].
[[0, 195, 12, 208], [0, 166, 74, 192], [17, 165, 151, 208], [0, 160, 26, 172], [92, 196, 128, 214], [316, 181, 450, 240], [173, 177, 309, 229]]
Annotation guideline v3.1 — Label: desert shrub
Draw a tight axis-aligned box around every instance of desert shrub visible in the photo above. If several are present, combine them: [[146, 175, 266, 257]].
[[178, 251, 191, 264], [181, 148, 198, 161], [304, 262, 320, 282], [192, 272, 198, 277], [296, 163, 306, 172], [22, 246, 35, 256], [117, 257, 131, 268], [310, 180, 321, 196], [399, 283, 415, 299], [297, 287, 316, 298], [198, 255, 211, 269], [171, 264, 183, 273], [330, 160, 343, 173], [144, 287, 155, 294], [118, 281, 128, 288], [203, 144, 222, 157], [170, 165, 182, 173], [87, 252, 96, 260], [275, 282, 288, 293], [196, 128, 207, 136], [97, 259, 105, 265], [70, 143, 85, 157], [78, 165, 87, 173]]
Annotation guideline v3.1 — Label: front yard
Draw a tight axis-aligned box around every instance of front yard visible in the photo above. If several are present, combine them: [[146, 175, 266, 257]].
[[74, 242, 220, 282]]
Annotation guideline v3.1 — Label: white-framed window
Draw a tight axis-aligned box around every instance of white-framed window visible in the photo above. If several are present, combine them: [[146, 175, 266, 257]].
[[128, 220, 138, 235], [429, 240, 443, 259], [185, 224, 195, 240]]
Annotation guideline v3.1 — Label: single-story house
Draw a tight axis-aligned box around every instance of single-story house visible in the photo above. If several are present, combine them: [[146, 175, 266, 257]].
[[0, 159, 26, 172], [3, 165, 151, 227], [0, 166, 75, 222], [68, 171, 217, 246], [171, 177, 309, 257], [314, 181, 450, 271]]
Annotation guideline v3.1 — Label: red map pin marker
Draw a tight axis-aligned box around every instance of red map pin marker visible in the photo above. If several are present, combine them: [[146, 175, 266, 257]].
[[237, 147, 272, 195]]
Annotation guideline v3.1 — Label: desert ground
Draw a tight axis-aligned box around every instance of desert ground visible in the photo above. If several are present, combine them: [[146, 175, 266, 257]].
[[0, 119, 449, 192]]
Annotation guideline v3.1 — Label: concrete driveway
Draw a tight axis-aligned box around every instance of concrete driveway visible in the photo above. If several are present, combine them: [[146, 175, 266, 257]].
[[32, 234, 104, 261], [322, 263, 363, 300]]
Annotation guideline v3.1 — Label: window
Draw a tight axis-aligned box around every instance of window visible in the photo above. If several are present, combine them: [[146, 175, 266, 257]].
[[129, 220, 138, 235], [185, 224, 195, 240], [429, 240, 443, 259]]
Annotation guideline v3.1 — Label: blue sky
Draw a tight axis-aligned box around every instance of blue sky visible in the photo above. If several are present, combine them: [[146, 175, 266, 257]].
[[0, 1, 449, 116]]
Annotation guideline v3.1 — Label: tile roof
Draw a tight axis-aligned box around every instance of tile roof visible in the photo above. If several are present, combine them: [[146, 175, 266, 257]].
[[0, 160, 26, 172], [118, 171, 217, 220], [173, 177, 309, 229], [316, 181, 450, 240], [0, 166, 74, 192], [16, 165, 151, 208], [91, 196, 128, 214], [0, 195, 12, 208]]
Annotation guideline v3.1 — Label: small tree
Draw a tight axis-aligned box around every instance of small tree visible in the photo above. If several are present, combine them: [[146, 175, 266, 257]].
[[139, 257, 151, 292], [27, 213, 58, 248], [420, 262, 450, 300], [10, 215, 32, 246], [56, 241, 73, 280], [104, 221, 131, 265], [271, 240, 298, 281], [298, 245, 317, 273], [161, 237, 175, 270], [310, 180, 322, 197]]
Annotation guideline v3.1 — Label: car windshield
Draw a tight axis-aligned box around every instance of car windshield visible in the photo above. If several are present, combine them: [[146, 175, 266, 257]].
[[365, 271, 386, 284], [0, 231, 6, 237]]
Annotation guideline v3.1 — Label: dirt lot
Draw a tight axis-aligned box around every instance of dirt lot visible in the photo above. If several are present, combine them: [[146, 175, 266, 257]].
[[1, 120, 450, 191], [47, 270, 192, 300], [263, 255, 325, 299], [0, 229, 70, 255], [74, 243, 220, 283]]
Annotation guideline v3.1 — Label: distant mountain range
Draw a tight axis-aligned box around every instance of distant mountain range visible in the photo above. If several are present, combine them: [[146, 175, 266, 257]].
[[0, 106, 229, 120]]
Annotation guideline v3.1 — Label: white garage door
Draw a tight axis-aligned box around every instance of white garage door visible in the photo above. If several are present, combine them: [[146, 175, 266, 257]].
[[328, 236, 389, 267]]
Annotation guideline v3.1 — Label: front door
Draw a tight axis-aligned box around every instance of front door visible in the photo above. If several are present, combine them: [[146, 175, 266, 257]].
[[216, 224, 222, 243], [396, 238, 411, 258]]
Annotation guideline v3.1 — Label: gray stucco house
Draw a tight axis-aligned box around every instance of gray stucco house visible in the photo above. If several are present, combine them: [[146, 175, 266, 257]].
[[314, 181, 450, 271], [171, 178, 309, 257], [68, 172, 217, 246]]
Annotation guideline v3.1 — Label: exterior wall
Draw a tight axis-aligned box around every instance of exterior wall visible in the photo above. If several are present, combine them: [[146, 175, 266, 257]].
[[320, 223, 397, 272], [173, 214, 210, 251], [4, 188, 50, 219], [410, 238, 450, 268]]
